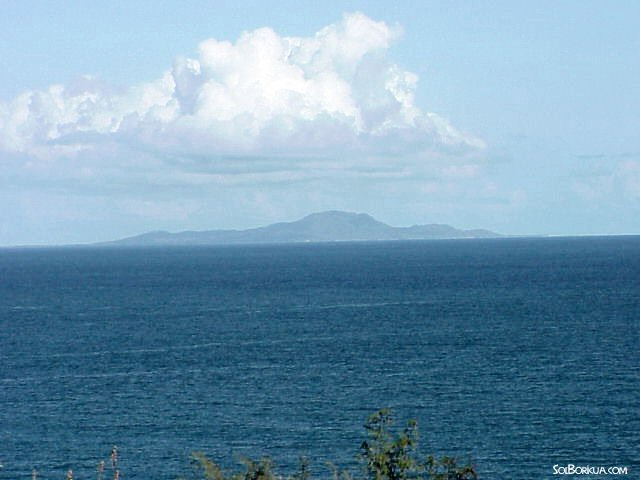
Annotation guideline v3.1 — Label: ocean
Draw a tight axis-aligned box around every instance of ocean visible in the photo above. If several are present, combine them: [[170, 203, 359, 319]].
[[1, 237, 638, 479]]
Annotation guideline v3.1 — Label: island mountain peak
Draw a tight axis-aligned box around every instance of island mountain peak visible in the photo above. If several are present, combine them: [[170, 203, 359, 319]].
[[101, 211, 500, 246]]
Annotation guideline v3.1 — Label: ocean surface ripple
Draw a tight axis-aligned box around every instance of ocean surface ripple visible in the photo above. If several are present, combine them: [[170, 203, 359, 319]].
[[1, 238, 638, 479]]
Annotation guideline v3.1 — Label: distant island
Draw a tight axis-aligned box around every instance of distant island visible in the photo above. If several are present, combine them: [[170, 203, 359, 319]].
[[99, 211, 501, 246]]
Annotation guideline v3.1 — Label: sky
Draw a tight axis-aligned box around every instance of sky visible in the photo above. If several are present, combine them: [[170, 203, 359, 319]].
[[1, 0, 639, 245]]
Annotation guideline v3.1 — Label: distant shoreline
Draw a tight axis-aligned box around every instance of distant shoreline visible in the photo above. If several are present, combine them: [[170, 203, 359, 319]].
[[3, 233, 640, 250]]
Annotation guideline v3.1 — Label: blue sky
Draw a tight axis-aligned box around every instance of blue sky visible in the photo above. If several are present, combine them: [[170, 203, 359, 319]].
[[1, 1, 639, 244]]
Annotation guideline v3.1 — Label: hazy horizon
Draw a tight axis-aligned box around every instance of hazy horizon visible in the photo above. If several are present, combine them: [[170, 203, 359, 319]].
[[5, 209, 640, 248], [1, 1, 639, 245]]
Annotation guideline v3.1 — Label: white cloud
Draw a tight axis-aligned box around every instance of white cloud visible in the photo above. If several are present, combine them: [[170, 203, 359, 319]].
[[572, 159, 640, 202], [0, 12, 484, 185], [616, 160, 640, 199], [0, 12, 499, 244]]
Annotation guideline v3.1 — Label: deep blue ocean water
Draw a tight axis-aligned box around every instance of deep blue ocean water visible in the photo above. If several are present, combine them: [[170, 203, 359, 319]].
[[1, 238, 639, 480]]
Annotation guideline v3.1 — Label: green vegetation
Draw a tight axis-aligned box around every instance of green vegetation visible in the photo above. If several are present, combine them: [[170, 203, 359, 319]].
[[186, 409, 477, 480], [25, 410, 476, 479]]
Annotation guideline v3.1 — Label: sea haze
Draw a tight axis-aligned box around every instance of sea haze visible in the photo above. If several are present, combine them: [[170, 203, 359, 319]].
[[0, 237, 638, 479]]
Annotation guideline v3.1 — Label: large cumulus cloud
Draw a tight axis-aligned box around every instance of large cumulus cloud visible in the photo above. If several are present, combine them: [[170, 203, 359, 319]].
[[0, 12, 484, 186]]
